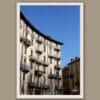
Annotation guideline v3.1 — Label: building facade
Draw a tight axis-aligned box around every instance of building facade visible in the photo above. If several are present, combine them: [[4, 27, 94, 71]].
[[19, 12, 63, 95], [62, 57, 80, 95]]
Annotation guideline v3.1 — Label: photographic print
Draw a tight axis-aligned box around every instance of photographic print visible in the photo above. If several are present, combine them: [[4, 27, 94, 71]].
[[17, 2, 83, 99]]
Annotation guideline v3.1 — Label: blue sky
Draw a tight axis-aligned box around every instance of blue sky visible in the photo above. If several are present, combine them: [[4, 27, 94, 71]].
[[20, 5, 80, 68]]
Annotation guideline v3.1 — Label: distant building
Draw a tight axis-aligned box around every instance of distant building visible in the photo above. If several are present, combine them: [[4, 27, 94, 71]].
[[19, 12, 63, 95], [62, 57, 80, 95]]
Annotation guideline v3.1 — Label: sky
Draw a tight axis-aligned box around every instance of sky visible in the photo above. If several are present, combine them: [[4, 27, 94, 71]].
[[20, 5, 80, 68]]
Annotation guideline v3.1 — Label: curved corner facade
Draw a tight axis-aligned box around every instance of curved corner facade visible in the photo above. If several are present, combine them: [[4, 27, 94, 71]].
[[19, 12, 63, 95]]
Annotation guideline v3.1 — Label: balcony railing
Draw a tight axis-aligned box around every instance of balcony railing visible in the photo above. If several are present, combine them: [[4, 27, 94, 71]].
[[55, 75, 61, 80], [42, 61, 49, 67], [31, 84, 50, 90], [35, 70, 43, 77], [53, 54, 61, 60], [44, 84, 50, 90], [28, 82, 37, 89], [29, 56, 37, 63], [48, 53, 61, 60], [55, 85, 62, 90], [29, 56, 43, 65], [39, 84, 50, 90], [36, 38, 43, 44], [36, 48, 43, 54], [20, 63, 30, 73], [20, 36, 24, 42], [55, 65, 61, 70], [54, 47, 60, 51], [24, 38, 31, 47], [28, 82, 50, 90], [48, 74, 55, 79], [48, 53, 54, 58], [36, 59, 43, 65]]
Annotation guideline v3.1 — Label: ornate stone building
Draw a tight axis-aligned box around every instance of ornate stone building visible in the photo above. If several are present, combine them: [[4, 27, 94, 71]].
[[62, 57, 80, 95], [19, 12, 63, 95]]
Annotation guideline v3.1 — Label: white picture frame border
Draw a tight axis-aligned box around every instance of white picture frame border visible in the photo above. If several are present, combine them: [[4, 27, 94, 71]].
[[16, 2, 84, 99]]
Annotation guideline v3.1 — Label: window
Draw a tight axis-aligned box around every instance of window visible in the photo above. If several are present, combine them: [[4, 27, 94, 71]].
[[44, 45, 46, 52], [50, 68, 52, 85], [56, 70, 59, 75], [43, 67, 46, 73], [44, 56, 46, 63], [24, 46, 27, 54], [63, 83, 65, 86], [30, 62, 32, 69], [50, 47, 52, 53], [38, 35, 40, 39], [29, 74, 32, 82], [65, 74, 66, 78], [37, 43, 40, 49], [43, 76, 46, 84], [50, 58, 52, 64], [26, 27, 29, 34], [31, 38, 33, 45], [56, 44, 58, 47], [31, 34, 34, 45], [57, 51, 58, 56], [57, 60, 59, 65], [37, 54, 39, 59], [50, 68, 52, 73], [25, 27, 29, 40], [31, 50, 33, 56], [24, 58, 26, 63]]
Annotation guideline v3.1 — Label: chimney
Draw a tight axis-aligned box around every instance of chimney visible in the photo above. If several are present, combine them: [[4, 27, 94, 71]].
[[71, 59, 73, 62]]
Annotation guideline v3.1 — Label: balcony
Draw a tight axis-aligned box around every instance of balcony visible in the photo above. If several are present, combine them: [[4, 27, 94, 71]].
[[35, 70, 43, 77], [48, 54, 54, 58], [44, 85, 50, 90], [48, 74, 55, 79], [20, 36, 24, 42], [42, 61, 49, 67], [28, 82, 50, 90], [24, 38, 31, 47], [39, 84, 50, 90], [36, 59, 43, 65], [54, 47, 60, 52], [36, 48, 42, 54], [56, 58, 61, 60], [29, 56, 37, 63], [55, 65, 61, 70], [28, 82, 36, 89], [43, 84, 50, 90], [53, 54, 61, 60], [55, 75, 61, 80], [29, 56, 42, 65], [36, 38, 43, 44], [28, 83, 41, 89], [20, 63, 30, 73], [55, 85, 62, 90]]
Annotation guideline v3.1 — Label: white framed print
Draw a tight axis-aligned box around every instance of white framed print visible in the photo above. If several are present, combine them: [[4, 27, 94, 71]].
[[16, 2, 84, 99]]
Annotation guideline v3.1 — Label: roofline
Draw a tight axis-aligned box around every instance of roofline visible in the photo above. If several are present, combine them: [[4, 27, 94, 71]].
[[20, 11, 63, 45], [68, 58, 80, 65], [63, 57, 80, 69]]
